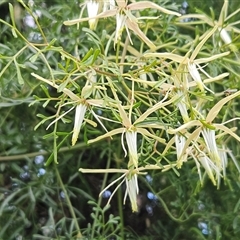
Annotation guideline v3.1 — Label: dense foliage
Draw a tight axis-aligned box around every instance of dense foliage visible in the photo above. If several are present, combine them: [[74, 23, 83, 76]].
[[1, 0, 240, 239]]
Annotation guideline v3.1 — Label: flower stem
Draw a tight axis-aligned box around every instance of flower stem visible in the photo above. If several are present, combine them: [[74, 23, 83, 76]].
[[0, 142, 88, 162], [55, 164, 82, 238], [91, 142, 112, 239]]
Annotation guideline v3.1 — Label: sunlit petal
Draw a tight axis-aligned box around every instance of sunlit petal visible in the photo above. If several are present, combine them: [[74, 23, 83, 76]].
[[188, 62, 205, 92], [88, 128, 125, 144], [126, 18, 156, 50]]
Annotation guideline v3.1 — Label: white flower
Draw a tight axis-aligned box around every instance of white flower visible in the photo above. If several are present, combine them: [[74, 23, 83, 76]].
[[125, 130, 138, 168], [86, 0, 99, 29], [115, 13, 128, 44], [95, 169, 140, 212], [79, 166, 171, 213], [103, 0, 115, 12], [124, 173, 139, 212], [198, 152, 220, 187], [72, 103, 87, 146], [219, 28, 232, 45], [201, 128, 221, 166], [175, 90, 190, 122], [187, 62, 204, 92], [175, 134, 188, 168]]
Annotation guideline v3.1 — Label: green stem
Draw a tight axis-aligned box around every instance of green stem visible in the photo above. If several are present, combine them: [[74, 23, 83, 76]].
[[17, 0, 48, 44], [116, 155, 124, 239], [55, 165, 82, 238], [0, 142, 88, 162], [91, 143, 112, 239], [115, 40, 120, 65]]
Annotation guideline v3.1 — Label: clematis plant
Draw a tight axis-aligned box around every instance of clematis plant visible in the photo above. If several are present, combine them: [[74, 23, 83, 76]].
[[64, 0, 180, 49]]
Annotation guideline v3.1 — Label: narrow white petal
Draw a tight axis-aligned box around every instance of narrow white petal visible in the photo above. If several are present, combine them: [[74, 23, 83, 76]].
[[115, 13, 127, 44], [188, 62, 204, 91], [72, 104, 87, 146], [125, 174, 139, 212], [219, 28, 232, 45], [87, 0, 99, 29], [175, 90, 190, 122], [201, 128, 221, 166], [198, 154, 216, 186], [125, 131, 138, 167], [175, 134, 188, 168]]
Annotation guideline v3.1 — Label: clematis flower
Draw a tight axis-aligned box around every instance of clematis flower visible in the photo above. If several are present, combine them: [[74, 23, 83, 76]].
[[88, 87, 178, 168], [191, 142, 237, 188], [86, 0, 99, 30], [175, 133, 188, 168], [124, 173, 139, 212], [144, 25, 230, 93], [31, 73, 105, 146], [79, 168, 140, 212], [167, 90, 240, 185], [125, 129, 138, 168], [64, 0, 180, 49], [197, 151, 220, 187], [79, 164, 167, 212], [201, 128, 221, 167]]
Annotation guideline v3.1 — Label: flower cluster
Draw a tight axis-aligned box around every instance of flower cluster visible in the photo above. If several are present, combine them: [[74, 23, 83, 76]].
[[32, 0, 240, 212]]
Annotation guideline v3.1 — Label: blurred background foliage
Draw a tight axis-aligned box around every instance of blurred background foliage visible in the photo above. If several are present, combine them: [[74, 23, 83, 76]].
[[0, 0, 240, 239]]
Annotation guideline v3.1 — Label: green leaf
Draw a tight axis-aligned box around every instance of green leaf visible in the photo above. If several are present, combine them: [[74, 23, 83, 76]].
[[40, 84, 51, 98], [9, 3, 17, 38], [81, 48, 94, 62], [14, 59, 24, 84], [91, 49, 100, 64], [44, 134, 69, 166]]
